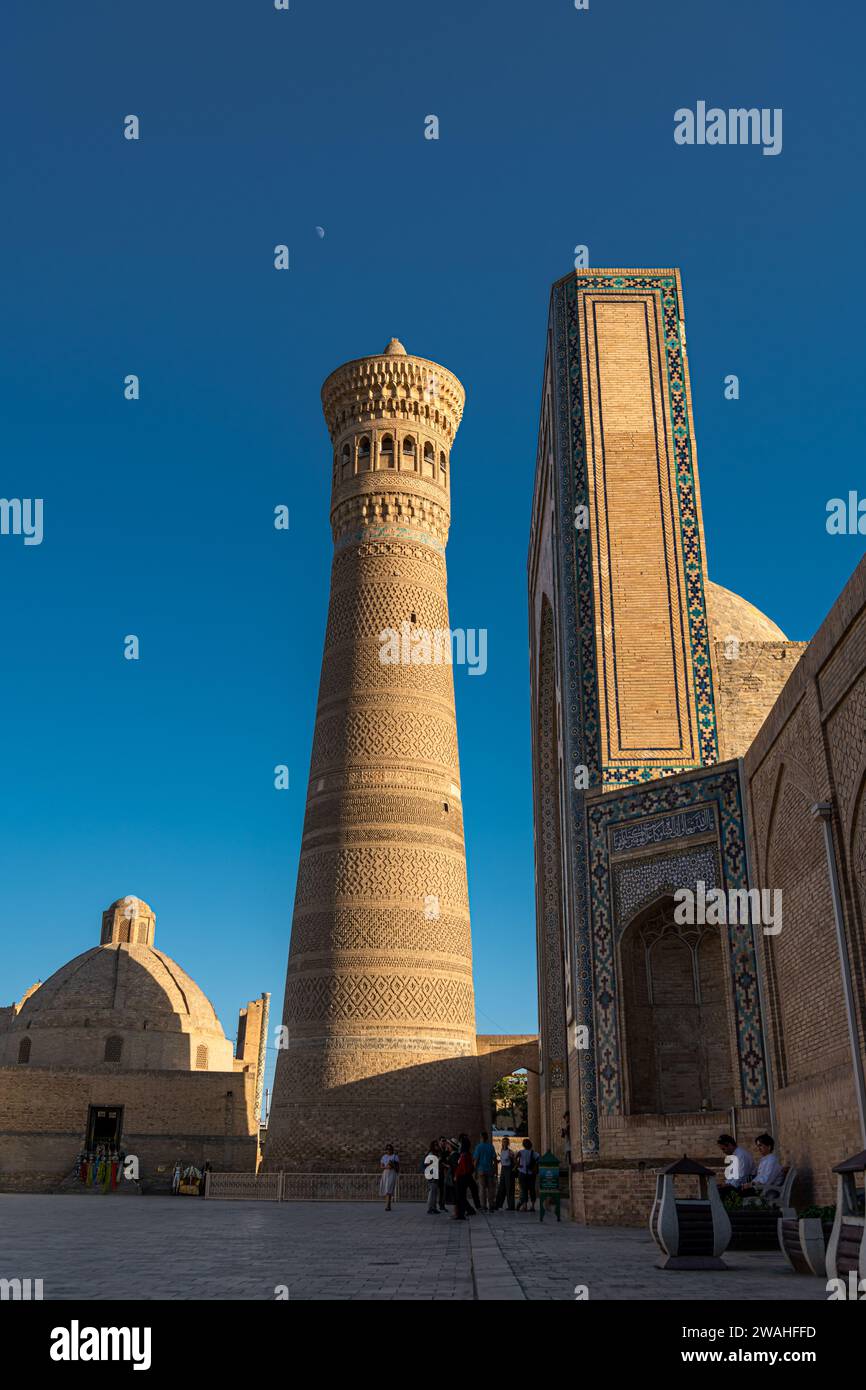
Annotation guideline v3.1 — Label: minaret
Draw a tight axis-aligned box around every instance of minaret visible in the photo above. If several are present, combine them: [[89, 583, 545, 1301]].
[[266, 338, 482, 1170]]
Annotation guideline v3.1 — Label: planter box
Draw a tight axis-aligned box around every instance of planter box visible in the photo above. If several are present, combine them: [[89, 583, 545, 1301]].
[[727, 1208, 780, 1250], [778, 1217, 829, 1277], [827, 1214, 866, 1280]]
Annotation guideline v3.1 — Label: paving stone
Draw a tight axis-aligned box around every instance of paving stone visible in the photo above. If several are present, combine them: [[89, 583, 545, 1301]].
[[0, 1195, 829, 1301]]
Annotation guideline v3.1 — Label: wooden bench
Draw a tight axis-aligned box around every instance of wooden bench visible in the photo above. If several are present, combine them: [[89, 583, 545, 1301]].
[[728, 1167, 797, 1250], [755, 1165, 796, 1211]]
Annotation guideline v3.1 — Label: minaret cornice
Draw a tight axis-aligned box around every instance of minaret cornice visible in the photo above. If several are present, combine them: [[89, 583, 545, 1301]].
[[321, 344, 465, 447]]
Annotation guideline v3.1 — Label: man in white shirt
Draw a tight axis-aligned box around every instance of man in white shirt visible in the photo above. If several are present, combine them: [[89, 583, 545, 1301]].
[[494, 1138, 516, 1211], [746, 1133, 784, 1195], [716, 1133, 756, 1191], [423, 1141, 441, 1214]]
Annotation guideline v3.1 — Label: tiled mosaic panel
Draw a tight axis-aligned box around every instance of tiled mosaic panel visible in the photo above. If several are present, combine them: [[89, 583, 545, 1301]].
[[613, 844, 718, 940]]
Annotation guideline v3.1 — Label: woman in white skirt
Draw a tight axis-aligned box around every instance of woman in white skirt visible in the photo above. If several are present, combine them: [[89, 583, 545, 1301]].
[[379, 1144, 400, 1210]]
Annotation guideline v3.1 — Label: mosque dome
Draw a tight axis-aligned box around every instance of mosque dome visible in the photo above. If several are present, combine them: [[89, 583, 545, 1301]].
[[705, 580, 788, 644], [0, 900, 234, 1073]]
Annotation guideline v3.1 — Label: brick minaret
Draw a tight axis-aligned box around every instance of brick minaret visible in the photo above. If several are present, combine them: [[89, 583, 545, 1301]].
[[266, 339, 482, 1171]]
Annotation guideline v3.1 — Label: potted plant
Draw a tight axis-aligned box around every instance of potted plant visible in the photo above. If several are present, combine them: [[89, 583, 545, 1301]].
[[723, 1190, 781, 1249]]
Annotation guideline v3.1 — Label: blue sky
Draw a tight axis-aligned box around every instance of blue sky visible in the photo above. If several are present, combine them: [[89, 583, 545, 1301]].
[[2, 1, 864, 1101]]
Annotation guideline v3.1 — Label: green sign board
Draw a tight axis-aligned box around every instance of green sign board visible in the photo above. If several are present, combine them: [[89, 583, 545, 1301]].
[[538, 1150, 562, 1221]]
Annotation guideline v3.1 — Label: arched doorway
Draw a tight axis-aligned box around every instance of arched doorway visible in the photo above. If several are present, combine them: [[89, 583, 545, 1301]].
[[475, 1036, 540, 1147], [620, 898, 734, 1114], [491, 1069, 529, 1136]]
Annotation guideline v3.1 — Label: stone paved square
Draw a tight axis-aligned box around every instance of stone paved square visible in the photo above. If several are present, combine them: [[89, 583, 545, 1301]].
[[0, 1196, 829, 1301]]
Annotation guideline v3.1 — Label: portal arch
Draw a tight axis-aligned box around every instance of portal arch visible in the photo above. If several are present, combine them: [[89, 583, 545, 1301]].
[[619, 898, 734, 1114]]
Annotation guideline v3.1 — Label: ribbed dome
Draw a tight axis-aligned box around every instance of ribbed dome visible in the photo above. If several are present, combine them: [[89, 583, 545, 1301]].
[[18, 944, 223, 1030], [4, 942, 234, 1072], [382, 337, 407, 356], [705, 580, 788, 643]]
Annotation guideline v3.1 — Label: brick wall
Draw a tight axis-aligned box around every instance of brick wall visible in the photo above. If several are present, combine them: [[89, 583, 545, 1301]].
[[0, 1065, 259, 1190], [568, 1107, 772, 1225], [713, 639, 807, 762], [745, 554, 866, 1205]]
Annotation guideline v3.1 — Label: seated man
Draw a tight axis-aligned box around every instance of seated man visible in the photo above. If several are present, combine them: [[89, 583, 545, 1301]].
[[716, 1132, 756, 1193], [742, 1133, 783, 1197]]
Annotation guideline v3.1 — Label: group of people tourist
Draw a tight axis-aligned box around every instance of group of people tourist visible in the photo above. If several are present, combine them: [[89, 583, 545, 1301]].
[[76, 1146, 124, 1192], [379, 1134, 542, 1217], [377, 1128, 784, 1214], [716, 1132, 784, 1196]]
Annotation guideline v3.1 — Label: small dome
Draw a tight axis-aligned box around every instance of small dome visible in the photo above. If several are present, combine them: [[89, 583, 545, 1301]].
[[705, 580, 788, 643], [382, 338, 407, 356], [109, 894, 153, 915], [102, 895, 156, 948]]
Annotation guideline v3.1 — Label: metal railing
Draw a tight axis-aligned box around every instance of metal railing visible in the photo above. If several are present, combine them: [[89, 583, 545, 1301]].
[[204, 1171, 427, 1202], [205, 1171, 282, 1201], [281, 1173, 425, 1202]]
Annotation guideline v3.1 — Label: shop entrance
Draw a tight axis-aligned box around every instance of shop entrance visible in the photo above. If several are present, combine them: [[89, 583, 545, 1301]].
[[85, 1104, 124, 1149]]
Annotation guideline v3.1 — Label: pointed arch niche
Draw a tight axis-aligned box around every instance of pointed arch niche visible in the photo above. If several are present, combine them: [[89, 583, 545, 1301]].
[[619, 896, 734, 1115]]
